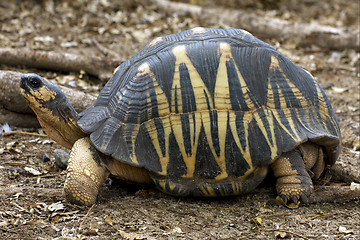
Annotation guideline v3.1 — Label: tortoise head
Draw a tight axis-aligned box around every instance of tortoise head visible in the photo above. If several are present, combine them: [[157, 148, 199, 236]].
[[20, 74, 87, 149]]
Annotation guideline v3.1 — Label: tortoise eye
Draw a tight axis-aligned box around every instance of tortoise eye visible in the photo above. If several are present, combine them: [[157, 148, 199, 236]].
[[28, 75, 43, 89]]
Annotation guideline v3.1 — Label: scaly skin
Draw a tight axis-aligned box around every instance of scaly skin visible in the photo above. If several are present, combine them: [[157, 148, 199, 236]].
[[20, 74, 86, 149], [271, 142, 325, 206], [64, 138, 110, 206], [21, 74, 108, 205]]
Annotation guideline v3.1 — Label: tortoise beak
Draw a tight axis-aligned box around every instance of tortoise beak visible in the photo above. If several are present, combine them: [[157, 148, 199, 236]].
[[20, 74, 30, 94]]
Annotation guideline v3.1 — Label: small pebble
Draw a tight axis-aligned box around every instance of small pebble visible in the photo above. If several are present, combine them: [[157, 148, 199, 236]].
[[54, 149, 70, 169], [42, 153, 50, 162]]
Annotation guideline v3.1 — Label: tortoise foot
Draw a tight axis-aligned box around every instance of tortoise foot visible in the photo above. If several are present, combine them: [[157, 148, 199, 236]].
[[276, 177, 311, 205], [64, 138, 109, 206], [271, 146, 313, 207], [64, 173, 99, 206]]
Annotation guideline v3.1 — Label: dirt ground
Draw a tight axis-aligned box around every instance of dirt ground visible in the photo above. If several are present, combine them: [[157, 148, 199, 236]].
[[0, 0, 359, 239]]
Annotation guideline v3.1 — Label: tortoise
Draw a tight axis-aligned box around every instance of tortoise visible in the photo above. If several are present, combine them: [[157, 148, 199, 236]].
[[20, 27, 341, 207]]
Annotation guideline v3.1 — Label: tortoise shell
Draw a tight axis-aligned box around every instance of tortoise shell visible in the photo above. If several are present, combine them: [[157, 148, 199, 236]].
[[78, 28, 340, 196]]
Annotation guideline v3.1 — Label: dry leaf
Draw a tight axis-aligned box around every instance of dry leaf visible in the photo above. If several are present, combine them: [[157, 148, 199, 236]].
[[338, 226, 353, 234], [353, 140, 360, 151], [24, 166, 42, 176], [172, 227, 183, 233], [5, 141, 17, 149], [164, 226, 183, 234], [0, 221, 9, 227], [51, 216, 60, 223], [275, 231, 291, 238], [350, 182, 360, 190], [83, 229, 99, 236], [13, 192, 23, 199], [331, 86, 348, 93], [251, 217, 262, 225], [104, 215, 112, 225], [48, 202, 65, 212]]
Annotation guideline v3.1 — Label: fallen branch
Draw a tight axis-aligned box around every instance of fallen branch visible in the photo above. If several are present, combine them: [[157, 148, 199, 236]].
[[0, 71, 33, 114], [308, 185, 360, 204], [79, 204, 96, 229], [0, 107, 40, 128], [1, 130, 47, 137], [0, 48, 117, 82], [279, 212, 337, 221], [152, 0, 359, 50], [0, 70, 95, 127], [330, 161, 360, 183]]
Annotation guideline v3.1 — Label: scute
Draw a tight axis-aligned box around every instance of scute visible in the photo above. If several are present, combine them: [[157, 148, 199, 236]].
[[77, 28, 340, 195]]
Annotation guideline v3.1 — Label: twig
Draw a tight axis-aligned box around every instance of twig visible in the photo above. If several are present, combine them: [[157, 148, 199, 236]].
[[252, 227, 308, 239], [11, 202, 30, 213], [135, 207, 170, 230], [79, 204, 95, 229], [92, 39, 124, 62], [199, 206, 240, 211], [277, 212, 337, 222], [309, 212, 337, 220], [256, 213, 291, 219], [7, 237, 35, 240], [1, 131, 47, 137]]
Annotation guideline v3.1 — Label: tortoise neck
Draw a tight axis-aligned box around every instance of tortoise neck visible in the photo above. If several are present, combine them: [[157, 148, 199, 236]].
[[31, 95, 88, 149]]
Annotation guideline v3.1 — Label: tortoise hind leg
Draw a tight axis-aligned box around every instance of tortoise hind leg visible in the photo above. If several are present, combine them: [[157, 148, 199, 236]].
[[64, 138, 110, 206], [299, 142, 325, 180], [271, 142, 324, 205]]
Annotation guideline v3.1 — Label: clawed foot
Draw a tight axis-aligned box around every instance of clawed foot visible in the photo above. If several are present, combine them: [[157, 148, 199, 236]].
[[276, 183, 311, 208], [271, 146, 315, 208]]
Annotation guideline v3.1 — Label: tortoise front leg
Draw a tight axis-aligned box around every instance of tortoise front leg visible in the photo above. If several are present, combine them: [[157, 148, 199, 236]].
[[64, 138, 110, 206], [271, 145, 313, 205]]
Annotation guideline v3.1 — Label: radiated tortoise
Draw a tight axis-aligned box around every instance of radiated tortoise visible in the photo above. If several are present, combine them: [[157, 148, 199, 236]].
[[20, 27, 341, 206]]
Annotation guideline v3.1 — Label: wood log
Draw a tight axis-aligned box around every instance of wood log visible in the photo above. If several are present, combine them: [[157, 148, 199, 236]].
[[330, 161, 360, 184], [0, 71, 33, 114], [152, 0, 359, 50], [0, 107, 40, 128], [0, 48, 117, 82], [308, 185, 360, 204]]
